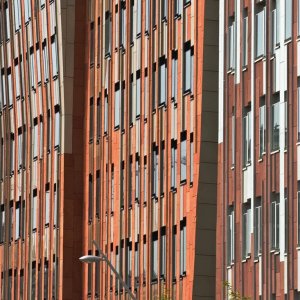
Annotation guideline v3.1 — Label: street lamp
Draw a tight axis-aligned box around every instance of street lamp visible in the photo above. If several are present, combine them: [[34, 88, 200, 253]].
[[79, 240, 137, 300]]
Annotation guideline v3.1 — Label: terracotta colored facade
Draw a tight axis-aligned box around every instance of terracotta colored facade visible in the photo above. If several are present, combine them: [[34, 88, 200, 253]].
[[217, 0, 300, 299], [82, 0, 218, 299]]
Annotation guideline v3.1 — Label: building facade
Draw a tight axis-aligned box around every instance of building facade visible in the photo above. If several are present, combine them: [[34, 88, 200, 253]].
[[0, 0, 219, 299], [217, 0, 300, 299], [82, 0, 218, 299]]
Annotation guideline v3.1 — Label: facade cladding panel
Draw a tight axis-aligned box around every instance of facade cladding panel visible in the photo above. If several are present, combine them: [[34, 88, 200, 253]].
[[0, 0, 218, 299], [217, 0, 300, 299], [83, 0, 218, 300]]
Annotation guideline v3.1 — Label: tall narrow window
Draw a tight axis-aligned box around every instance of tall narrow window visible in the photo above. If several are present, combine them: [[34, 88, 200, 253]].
[[96, 170, 100, 218], [51, 35, 59, 77], [171, 139, 177, 190], [190, 133, 194, 184], [145, 0, 150, 33], [137, 0, 141, 36], [271, 94, 280, 151], [151, 231, 158, 282], [231, 108, 235, 165], [160, 141, 165, 195], [15, 202, 21, 240], [180, 218, 186, 276], [160, 227, 166, 279], [174, 0, 183, 17], [29, 48, 35, 88], [90, 22, 95, 65], [242, 202, 251, 259], [89, 98, 94, 140], [136, 70, 141, 117], [9, 201, 13, 242], [254, 197, 262, 258], [36, 46, 42, 84], [285, 94, 288, 149], [126, 241, 132, 288], [5, 2, 10, 40], [104, 92, 108, 134], [180, 131, 187, 183], [271, 193, 280, 250], [298, 181, 300, 245], [152, 63, 157, 110], [44, 261, 49, 300], [228, 18, 235, 70], [54, 105, 60, 148], [45, 184, 50, 226], [10, 133, 15, 174], [243, 10, 248, 67], [120, 1, 126, 48], [43, 40, 49, 83], [227, 206, 234, 265], [105, 11, 111, 57], [130, 0, 134, 43], [152, 145, 159, 198], [143, 156, 147, 204], [111, 165, 114, 212], [152, 0, 157, 28], [259, 98, 266, 156], [0, 204, 5, 243], [121, 161, 125, 209], [171, 50, 178, 102], [32, 189, 37, 231], [272, 1, 279, 51], [159, 56, 167, 106], [298, 79, 300, 141], [143, 236, 147, 283], [172, 225, 177, 281], [97, 96, 101, 139], [24, 0, 31, 23], [183, 41, 194, 93], [114, 83, 120, 129], [15, 61, 21, 98], [162, 0, 168, 20], [255, 6, 265, 58], [243, 107, 251, 166], [134, 242, 139, 288], [128, 156, 133, 207], [135, 155, 140, 202], [14, 0, 21, 31], [285, 0, 292, 40], [88, 174, 93, 222]]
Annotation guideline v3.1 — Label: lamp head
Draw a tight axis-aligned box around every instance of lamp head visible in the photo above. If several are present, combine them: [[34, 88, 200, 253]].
[[79, 255, 103, 263]]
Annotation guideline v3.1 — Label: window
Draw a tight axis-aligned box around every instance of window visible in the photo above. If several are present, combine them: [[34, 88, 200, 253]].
[[190, 133, 194, 184], [89, 98, 94, 140], [126, 241, 132, 288], [285, 0, 292, 40], [121, 81, 125, 131], [143, 236, 147, 283], [44, 261, 49, 299], [259, 99, 266, 156], [130, 0, 134, 43], [152, 145, 159, 197], [24, 0, 31, 23], [135, 155, 140, 202], [160, 141, 165, 195], [0, 204, 4, 243], [134, 242, 139, 289], [152, 0, 157, 28], [120, 1, 126, 48], [90, 22, 94, 65], [145, 0, 150, 33], [159, 56, 167, 106], [272, 1, 279, 51], [243, 107, 251, 166], [96, 170, 100, 218], [298, 79, 300, 141], [54, 183, 59, 228], [171, 139, 177, 190], [1, 69, 7, 107], [54, 105, 60, 148], [174, 0, 183, 17], [255, 7, 265, 58], [43, 40, 49, 83], [180, 131, 187, 183], [51, 35, 58, 77], [36, 46, 42, 84], [29, 48, 35, 88], [9, 201, 13, 242], [144, 69, 148, 119], [45, 184, 50, 226], [271, 94, 280, 151], [136, 70, 141, 117], [14, 0, 21, 31], [104, 92, 108, 134], [171, 50, 178, 102], [5, 2, 10, 40], [15, 61, 21, 98], [242, 202, 251, 259], [88, 174, 93, 222], [271, 193, 280, 250], [160, 227, 166, 279], [137, 0, 141, 36], [128, 156, 133, 207], [231, 108, 235, 165], [243, 10, 248, 67], [183, 42, 194, 93], [227, 206, 234, 265], [10, 133, 15, 174], [21, 200, 25, 240], [298, 182, 300, 245], [151, 231, 158, 282], [152, 63, 157, 110], [161, 0, 168, 20], [105, 11, 111, 57], [143, 156, 147, 204], [32, 189, 37, 231], [184, 0, 191, 6], [120, 161, 125, 209], [228, 18, 235, 70], [15, 202, 20, 240], [180, 219, 186, 276], [7, 69, 12, 106], [172, 225, 177, 281], [111, 165, 114, 212], [285, 94, 288, 149]]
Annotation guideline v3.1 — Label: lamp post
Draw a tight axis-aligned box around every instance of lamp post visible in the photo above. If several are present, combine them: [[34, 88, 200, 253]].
[[79, 240, 137, 300]]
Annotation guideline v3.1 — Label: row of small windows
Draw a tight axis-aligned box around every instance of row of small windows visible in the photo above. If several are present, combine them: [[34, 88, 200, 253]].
[[87, 134, 193, 220], [227, 189, 297, 264], [0, 185, 59, 246], [228, 0, 294, 70], [87, 222, 186, 296], [232, 93, 288, 168], [0, 256, 59, 300], [88, 45, 193, 140]]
